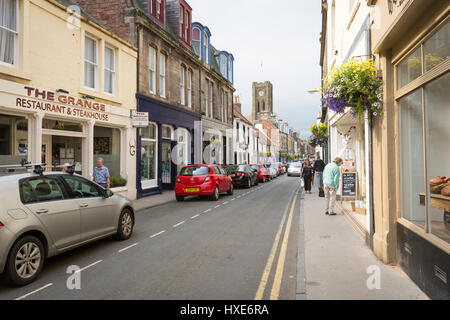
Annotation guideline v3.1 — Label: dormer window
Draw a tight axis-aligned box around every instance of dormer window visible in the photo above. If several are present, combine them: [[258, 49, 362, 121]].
[[156, 0, 161, 18], [192, 27, 201, 58], [204, 32, 209, 64]]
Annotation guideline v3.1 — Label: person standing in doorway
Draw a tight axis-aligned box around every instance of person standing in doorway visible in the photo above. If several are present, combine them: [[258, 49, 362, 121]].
[[93, 157, 110, 189], [313, 156, 326, 197], [302, 159, 314, 194], [323, 157, 343, 216]]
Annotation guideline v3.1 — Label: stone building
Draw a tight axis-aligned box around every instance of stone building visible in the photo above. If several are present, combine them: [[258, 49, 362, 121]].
[[252, 81, 274, 121]]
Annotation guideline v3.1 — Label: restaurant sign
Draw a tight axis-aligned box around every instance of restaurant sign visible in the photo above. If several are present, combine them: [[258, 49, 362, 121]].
[[15, 86, 110, 122]]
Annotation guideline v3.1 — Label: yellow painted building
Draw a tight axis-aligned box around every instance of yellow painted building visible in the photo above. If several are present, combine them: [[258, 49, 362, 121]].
[[0, 0, 138, 199]]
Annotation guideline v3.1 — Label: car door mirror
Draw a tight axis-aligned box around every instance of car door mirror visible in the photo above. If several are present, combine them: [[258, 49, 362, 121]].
[[104, 190, 114, 198]]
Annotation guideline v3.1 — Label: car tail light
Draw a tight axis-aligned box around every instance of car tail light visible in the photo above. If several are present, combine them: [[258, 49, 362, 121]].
[[237, 173, 245, 176], [0, 221, 4, 227]]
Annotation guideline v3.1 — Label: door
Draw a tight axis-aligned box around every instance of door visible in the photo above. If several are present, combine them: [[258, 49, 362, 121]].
[[162, 141, 174, 190], [61, 175, 117, 241], [41, 135, 52, 167], [20, 176, 81, 250]]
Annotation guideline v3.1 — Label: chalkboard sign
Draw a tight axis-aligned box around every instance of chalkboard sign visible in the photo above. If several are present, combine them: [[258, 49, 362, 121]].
[[342, 173, 357, 197]]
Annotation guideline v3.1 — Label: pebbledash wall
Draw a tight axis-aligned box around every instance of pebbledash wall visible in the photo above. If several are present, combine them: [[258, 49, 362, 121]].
[[0, 0, 138, 199], [370, 0, 449, 299]]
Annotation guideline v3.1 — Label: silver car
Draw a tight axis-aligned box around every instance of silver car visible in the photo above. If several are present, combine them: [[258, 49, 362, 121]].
[[0, 171, 135, 286]]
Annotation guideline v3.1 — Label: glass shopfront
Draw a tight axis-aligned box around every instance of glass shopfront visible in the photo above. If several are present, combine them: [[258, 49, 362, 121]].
[[397, 20, 449, 244], [94, 126, 121, 178], [0, 114, 28, 168], [140, 123, 157, 188]]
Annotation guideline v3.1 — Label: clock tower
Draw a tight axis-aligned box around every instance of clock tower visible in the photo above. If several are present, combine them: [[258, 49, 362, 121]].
[[252, 81, 273, 121]]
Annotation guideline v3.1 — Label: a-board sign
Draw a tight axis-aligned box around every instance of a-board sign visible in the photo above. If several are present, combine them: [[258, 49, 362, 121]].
[[342, 172, 357, 197]]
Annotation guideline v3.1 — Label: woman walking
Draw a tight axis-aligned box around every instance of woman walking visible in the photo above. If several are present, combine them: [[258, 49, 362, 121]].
[[302, 159, 314, 194]]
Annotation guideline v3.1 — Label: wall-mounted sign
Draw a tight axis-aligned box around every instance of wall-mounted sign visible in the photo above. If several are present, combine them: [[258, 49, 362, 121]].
[[131, 111, 149, 128]]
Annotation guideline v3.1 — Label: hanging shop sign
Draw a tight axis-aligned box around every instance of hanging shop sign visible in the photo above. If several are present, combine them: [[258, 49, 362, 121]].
[[131, 110, 149, 128], [15, 86, 110, 121]]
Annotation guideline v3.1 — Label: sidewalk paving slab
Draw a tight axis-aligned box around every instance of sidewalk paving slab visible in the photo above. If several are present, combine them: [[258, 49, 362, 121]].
[[132, 191, 175, 212], [299, 190, 429, 300]]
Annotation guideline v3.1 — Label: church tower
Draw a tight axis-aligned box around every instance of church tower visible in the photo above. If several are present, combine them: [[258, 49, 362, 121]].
[[252, 81, 273, 121]]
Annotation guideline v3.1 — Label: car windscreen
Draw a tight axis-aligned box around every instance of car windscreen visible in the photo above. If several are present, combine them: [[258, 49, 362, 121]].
[[290, 163, 301, 168], [250, 166, 259, 171], [228, 165, 247, 172], [180, 166, 210, 176]]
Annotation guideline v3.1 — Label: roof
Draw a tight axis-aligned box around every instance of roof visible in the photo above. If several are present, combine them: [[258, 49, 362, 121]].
[[234, 108, 254, 127]]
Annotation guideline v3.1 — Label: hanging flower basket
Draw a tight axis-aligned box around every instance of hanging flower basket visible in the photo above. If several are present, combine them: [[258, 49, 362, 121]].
[[321, 59, 383, 121], [309, 123, 328, 147]]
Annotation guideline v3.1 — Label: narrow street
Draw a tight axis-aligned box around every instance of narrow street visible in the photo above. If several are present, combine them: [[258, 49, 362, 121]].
[[0, 176, 302, 300]]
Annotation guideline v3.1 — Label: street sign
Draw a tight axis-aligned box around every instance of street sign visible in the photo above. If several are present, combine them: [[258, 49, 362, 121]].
[[131, 110, 149, 128], [342, 172, 357, 197]]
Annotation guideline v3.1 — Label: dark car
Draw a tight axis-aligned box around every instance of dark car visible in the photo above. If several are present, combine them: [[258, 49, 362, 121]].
[[227, 165, 259, 188]]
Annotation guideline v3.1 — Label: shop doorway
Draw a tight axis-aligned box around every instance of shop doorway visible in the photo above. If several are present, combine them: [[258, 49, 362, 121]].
[[162, 141, 176, 190], [42, 134, 83, 174]]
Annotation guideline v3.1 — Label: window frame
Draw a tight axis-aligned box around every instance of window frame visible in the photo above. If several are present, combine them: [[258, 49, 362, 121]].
[[141, 122, 158, 189], [149, 46, 157, 94], [187, 69, 192, 108], [180, 65, 185, 105], [19, 176, 69, 205], [159, 53, 166, 98], [104, 45, 116, 95], [84, 35, 99, 90], [0, 0, 19, 68]]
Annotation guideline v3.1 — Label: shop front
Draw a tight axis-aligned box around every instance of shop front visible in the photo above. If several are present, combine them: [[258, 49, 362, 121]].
[[0, 79, 137, 199], [202, 117, 233, 165], [136, 94, 201, 198], [371, 1, 449, 299]]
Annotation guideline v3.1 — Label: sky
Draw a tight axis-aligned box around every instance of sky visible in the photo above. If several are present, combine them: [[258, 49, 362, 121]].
[[188, 0, 323, 138]]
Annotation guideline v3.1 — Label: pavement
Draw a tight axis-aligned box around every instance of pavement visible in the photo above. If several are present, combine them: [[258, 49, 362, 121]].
[[132, 190, 176, 211], [299, 189, 429, 300]]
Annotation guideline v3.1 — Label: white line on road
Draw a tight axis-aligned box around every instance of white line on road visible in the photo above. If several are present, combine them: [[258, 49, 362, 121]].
[[118, 243, 139, 253], [191, 214, 200, 219], [237, 196, 242, 199], [204, 209, 212, 213], [214, 205, 221, 209], [173, 221, 185, 228], [223, 201, 229, 205], [150, 230, 166, 238], [75, 260, 103, 274], [15, 283, 53, 300]]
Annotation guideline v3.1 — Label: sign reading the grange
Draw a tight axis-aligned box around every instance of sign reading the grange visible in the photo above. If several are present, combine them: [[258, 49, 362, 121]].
[[342, 172, 357, 197], [15, 86, 110, 122]]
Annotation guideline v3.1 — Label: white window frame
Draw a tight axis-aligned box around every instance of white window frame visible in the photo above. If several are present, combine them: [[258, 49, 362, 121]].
[[180, 6, 184, 38], [185, 11, 189, 41], [141, 122, 158, 189], [0, 0, 19, 68], [84, 35, 98, 90], [209, 81, 213, 118], [104, 45, 116, 95], [203, 32, 209, 64], [156, 0, 161, 18], [149, 46, 156, 94], [220, 89, 225, 122], [187, 70, 192, 108], [180, 66, 185, 105], [159, 53, 166, 98]]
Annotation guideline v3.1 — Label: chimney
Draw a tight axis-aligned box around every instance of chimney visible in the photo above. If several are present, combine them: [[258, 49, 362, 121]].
[[234, 96, 242, 114]]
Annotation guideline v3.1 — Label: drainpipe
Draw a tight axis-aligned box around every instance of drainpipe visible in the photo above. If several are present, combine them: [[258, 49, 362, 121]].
[[365, 110, 375, 247], [135, 23, 142, 195]]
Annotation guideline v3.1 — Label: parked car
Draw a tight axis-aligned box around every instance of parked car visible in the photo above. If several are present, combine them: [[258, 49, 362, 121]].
[[0, 171, 134, 286], [250, 164, 270, 182], [175, 165, 233, 202], [265, 164, 278, 180], [287, 162, 302, 177], [227, 165, 259, 188]]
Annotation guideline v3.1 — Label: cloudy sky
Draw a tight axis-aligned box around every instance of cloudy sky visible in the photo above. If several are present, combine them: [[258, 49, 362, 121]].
[[188, 0, 322, 138]]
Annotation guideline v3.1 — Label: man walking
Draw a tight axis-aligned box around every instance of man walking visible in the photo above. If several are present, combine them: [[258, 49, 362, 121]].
[[323, 157, 343, 216], [313, 156, 326, 197], [93, 157, 110, 189]]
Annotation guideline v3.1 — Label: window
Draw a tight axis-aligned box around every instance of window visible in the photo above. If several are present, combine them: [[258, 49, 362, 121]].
[[85, 36, 98, 89], [220, 55, 227, 78], [180, 166, 209, 176], [104, 46, 115, 95], [162, 125, 173, 140], [179, 6, 184, 38], [424, 21, 449, 72], [156, 0, 161, 19], [208, 81, 213, 117], [141, 124, 157, 186], [62, 176, 103, 199], [0, 114, 28, 168], [397, 47, 422, 89], [204, 80, 209, 117], [192, 27, 201, 58], [187, 70, 192, 108], [203, 32, 209, 64], [94, 126, 121, 178], [185, 11, 189, 42], [220, 89, 225, 122], [159, 53, 166, 98], [0, 0, 18, 66], [149, 47, 156, 94], [180, 66, 185, 105], [20, 177, 65, 204]]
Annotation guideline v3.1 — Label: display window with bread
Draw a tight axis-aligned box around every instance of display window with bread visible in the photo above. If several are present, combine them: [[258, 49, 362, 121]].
[[396, 19, 450, 244]]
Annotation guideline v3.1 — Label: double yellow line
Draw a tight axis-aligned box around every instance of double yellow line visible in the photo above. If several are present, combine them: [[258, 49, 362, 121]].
[[254, 192, 298, 300]]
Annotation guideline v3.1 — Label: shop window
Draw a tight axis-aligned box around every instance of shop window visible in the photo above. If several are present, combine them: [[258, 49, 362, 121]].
[[162, 125, 172, 140], [93, 126, 121, 178], [424, 21, 450, 72], [0, 114, 27, 168], [425, 72, 450, 243], [141, 123, 157, 186], [397, 47, 422, 89], [399, 89, 425, 229], [42, 119, 82, 132], [0, 0, 17, 66]]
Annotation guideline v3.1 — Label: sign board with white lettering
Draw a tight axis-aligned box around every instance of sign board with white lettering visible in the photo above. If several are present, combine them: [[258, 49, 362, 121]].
[[131, 111, 149, 128], [342, 172, 357, 197]]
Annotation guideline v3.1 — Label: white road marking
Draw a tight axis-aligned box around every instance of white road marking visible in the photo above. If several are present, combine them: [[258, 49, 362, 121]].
[[173, 221, 185, 228], [204, 209, 212, 213], [191, 214, 200, 219], [223, 201, 229, 205], [118, 243, 139, 253], [150, 230, 166, 238], [237, 196, 242, 199], [75, 260, 103, 274], [231, 198, 236, 201], [15, 283, 53, 300], [214, 205, 221, 209]]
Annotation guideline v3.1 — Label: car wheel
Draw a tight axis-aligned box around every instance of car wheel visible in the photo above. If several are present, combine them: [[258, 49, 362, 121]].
[[255, 178, 259, 186], [227, 183, 234, 195], [211, 186, 220, 201], [5, 235, 45, 286], [176, 195, 185, 202], [116, 208, 134, 241], [247, 178, 252, 188]]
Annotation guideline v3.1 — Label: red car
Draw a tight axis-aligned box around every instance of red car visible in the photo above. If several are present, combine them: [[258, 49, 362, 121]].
[[250, 164, 270, 182], [175, 164, 233, 202]]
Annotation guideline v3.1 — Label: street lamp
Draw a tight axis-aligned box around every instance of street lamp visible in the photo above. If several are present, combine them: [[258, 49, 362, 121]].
[[307, 89, 320, 94]]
